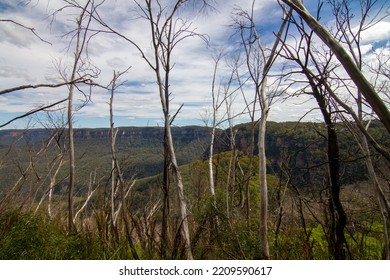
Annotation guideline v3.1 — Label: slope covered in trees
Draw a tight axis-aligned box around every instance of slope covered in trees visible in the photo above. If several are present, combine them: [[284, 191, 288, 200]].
[[1, 121, 387, 191], [0, 126, 211, 192], [0, 121, 388, 259]]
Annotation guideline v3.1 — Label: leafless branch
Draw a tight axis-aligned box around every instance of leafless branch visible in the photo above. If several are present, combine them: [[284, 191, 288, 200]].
[[0, 98, 68, 128], [0, 19, 52, 45]]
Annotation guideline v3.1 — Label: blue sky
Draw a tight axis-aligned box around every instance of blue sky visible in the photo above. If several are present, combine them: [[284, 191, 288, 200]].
[[0, 0, 389, 129]]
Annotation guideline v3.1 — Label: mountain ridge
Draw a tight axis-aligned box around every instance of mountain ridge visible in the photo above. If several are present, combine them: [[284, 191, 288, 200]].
[[0, 121, 388, 189]]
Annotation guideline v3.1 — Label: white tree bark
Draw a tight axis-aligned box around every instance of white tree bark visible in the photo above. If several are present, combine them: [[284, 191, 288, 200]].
[[258, 79, 270, 259], [235, 2, 290, 258], [66, 0, 94, 233]]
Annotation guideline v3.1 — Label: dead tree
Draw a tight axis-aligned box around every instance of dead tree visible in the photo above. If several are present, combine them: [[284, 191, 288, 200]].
[[231, 0, 290, 259], [279, 4, 350, 258], [328, 0, 390, 259], [281, 0, 390, 133], [62, 0, 96, 234], [33, 113, 67, 217], [90, 0, 213, 259], [108, 67, 139, 258], [0, 130, 57, 212]]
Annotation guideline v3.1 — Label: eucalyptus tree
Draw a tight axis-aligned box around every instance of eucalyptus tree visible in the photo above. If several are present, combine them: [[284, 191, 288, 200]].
[[279, 20, 348, 258], [56, 0, 98, 233], [90, 0, 213, 259], [108, 67, 139, 258], [231, 0, 290, 259], [33, 112, 67, 218]]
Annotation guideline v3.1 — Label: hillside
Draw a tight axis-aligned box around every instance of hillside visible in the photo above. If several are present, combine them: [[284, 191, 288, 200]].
[[217, 121, 389, 185], [0, 121, 389, 260], [1, 121, 388, 194], [0, 125, 213, 195]]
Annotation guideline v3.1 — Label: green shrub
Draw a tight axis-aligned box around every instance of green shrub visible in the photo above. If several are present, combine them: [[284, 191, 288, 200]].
[[0, 211, 114, 259]]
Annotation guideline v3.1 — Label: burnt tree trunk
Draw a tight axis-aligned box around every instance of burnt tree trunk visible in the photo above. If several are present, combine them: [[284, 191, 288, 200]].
[[306, 73, 347, 259]]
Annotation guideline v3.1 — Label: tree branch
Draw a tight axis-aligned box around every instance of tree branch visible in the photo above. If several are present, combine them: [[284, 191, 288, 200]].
[[0, 19, 52, 45], [0, 98, 68, 128]]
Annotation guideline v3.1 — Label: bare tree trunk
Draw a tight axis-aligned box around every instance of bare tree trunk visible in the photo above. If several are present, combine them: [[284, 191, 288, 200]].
[[66, 0, 93, 234], [48, 156, 63, 217], [109, 70, 120, 242], [326, 121, 346, 259], [363, 136, 390, 259], [157, 62, 193, 259], [108, 69, 138, 258], [90, 0, 211, 259], [115, 160, 139, 260], [34, 155, 63, 217], [258, 80, 270, 259], [209, 119, 216, 199], [279, 3, 350, 257], [307, 69, 347, 259], [163, 120, 193, 259], [208, 51, 228, 230], [148, 4, 194, 259], [208, 118, 220, 234], [73, 170, 97, 224], [161, 129, 170, 259], [67, 81, 75, 233], [232, 3, 290, 258]]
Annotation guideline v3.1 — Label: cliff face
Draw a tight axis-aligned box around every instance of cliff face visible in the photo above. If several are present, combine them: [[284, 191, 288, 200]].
[[73, 127, 163, 140], [0, 129, 51, 146], [0, 126, 212, 145]]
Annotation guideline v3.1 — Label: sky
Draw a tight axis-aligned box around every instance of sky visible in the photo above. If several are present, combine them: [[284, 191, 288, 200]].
[[0, 0, 389, 129]]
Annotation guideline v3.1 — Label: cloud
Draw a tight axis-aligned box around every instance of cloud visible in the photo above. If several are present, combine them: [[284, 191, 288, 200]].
[[2, 0, 387, 129], [107, 57, 128, 69], [360, 21, 390, 44], [0, 1, 244, 127], [0, 65, 33, 81], [0, 21, 35, 47]]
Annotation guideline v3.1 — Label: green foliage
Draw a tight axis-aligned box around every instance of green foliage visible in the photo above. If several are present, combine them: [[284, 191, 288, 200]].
[[309, 225, 329, 258], [0, 211, 67, 259], [270, 229, 313, 260], [306, 223, 384, 259], [186, 151, 284, 259], [0, 211, 136, 260], [345, 221, 384, 260]]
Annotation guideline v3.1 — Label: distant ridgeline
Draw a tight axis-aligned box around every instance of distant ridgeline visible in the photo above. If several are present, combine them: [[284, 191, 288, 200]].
[[0, 121, 388, 194], [0, 126, 212, 188]]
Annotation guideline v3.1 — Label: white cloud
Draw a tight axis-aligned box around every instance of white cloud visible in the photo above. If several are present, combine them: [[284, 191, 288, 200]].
[[360, 21, 390, 44], [2, 0, 387, 129]]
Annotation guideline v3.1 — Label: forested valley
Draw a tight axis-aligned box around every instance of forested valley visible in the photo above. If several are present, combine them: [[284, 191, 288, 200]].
[[0, 0, 389, 260], [0, 121, 388, 259]]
